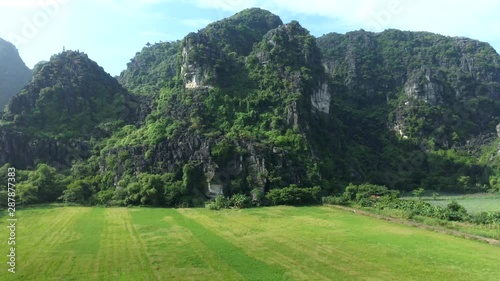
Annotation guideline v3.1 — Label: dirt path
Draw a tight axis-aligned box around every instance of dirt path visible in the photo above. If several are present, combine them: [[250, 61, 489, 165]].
[[326, 204, 500, 246]]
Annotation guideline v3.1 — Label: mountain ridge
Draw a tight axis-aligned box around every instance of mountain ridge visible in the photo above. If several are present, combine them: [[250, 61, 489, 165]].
[[1, 8, 499, 206]]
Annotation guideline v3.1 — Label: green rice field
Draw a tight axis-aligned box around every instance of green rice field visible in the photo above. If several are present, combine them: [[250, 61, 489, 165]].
[[1, 206, 499, 280], [424, 193, 500, 213]]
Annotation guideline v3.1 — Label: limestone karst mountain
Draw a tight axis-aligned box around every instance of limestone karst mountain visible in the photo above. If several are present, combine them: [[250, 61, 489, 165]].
[[1, 8, 499, 206]]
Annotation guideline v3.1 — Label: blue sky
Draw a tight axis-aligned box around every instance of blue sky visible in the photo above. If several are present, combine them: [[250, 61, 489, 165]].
[[1, 0, 499, 76]]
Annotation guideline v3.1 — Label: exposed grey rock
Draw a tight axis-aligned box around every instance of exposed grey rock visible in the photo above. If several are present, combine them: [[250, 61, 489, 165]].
[[180, 33, 218, 89], [205, 161, 224, 197], [404, 68, 443, 105], [287, 101, 299, 130], [311, 82, 330, 114], [246, 144, 269, 192], [0, 128, 91, 169]]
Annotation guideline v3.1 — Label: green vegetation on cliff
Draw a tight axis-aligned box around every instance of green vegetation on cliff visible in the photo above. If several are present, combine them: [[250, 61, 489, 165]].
[[0, 8, 499, 207]]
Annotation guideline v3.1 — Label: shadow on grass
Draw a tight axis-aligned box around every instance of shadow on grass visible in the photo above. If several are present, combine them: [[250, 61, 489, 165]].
[[171, 209, 289, 280]]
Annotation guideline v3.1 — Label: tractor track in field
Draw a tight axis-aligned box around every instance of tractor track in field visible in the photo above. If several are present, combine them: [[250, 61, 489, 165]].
[[326, 205, 500, 246]]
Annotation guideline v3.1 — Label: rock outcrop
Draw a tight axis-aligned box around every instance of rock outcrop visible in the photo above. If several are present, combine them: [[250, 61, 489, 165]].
[[311, 82, 330, 114], [404, 68, 444, 105], [180, 33, 216, 89]]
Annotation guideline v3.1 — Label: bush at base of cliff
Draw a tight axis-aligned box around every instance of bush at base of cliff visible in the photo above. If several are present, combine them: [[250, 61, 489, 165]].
[[343, 183, 399, 202], [205, 195, 231, 210], [266, 185, 322, 206], [322, 195, 349, 206], [230, 193, 251, 209]]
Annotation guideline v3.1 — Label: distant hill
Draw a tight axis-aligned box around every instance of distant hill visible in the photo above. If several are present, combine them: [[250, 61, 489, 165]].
[[0, 38, 32, 111]]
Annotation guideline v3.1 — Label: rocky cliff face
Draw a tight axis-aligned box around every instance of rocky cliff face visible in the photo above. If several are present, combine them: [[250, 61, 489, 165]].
[[316, 29, 500, 189], [311, 82, 330, 114], [97, 12, 332, 198], [0, 128, 91, 169], [180, 32, 218, 89], [404, 68, 444, 105], [0, 38, 32, 111], [179, 8, 282, 90], [317, 30, 500, 145]]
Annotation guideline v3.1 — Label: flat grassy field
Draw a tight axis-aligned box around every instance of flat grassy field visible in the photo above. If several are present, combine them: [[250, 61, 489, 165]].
[[423, 193, 500, 213], [1, 206, 500, 280]]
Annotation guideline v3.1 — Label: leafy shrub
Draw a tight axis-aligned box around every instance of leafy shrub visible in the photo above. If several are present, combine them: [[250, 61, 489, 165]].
[[60, 179, 95, 204], [176, 196, 194, 208], [230, 193, 250, 209], [164, 180, 188, 207], [412, 187, 425, 199], [205, 202, 218, 210], [15, 164, 66, 205], [322, 195, 349, 206], [250, 188, 264, 206], [266, 185, 321, 206], [343, 183, 399, 202], [358, 197, 377, 207], [60, 182, 85, 204], [205, 195, 231, 210], [442, 200, 468, 221], [469, 212, 500, 226], [111, 186, 128, 206], [382, 199, 468, 222], [16, 182, 39, 205]]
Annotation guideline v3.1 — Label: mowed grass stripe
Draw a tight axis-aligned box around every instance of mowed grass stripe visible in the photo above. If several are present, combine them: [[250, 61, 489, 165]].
[[271, 207, 500, 280], [130, 208, 244, 280], [181, 208, 353, 280], [95, 208, 159, 281], [60, 207, 106, 281], [181, 207, 500, 281], [179, 208, 341, 280], [11, 207, 89, 280], [173, 209, 288, 281], [283, 206, 500, 280]]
